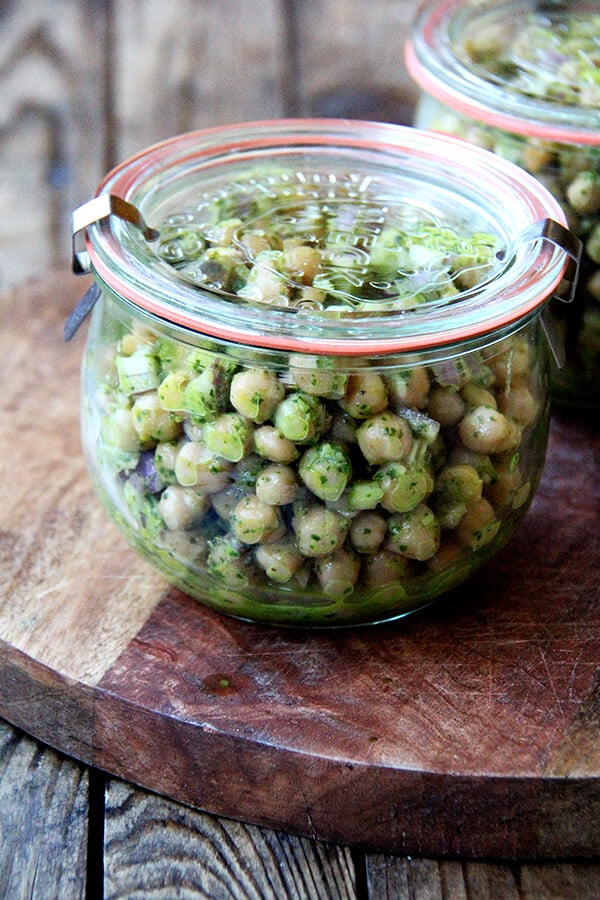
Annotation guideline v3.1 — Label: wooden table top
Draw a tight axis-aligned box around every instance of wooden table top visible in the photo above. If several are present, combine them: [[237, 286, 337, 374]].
[[1, 270, 599, 898]]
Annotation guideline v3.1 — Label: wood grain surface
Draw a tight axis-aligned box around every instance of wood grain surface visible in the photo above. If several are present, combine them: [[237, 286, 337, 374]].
[[0, 0, 420, 291], [5, 719, 600, 899], [104, 779, 356, 899], [0, 270, 599, 861], [0, 721, 89, 898]]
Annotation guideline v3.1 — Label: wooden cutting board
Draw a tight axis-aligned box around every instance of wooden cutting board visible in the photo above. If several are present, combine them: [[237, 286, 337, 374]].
[[1, 270, 599, 860]]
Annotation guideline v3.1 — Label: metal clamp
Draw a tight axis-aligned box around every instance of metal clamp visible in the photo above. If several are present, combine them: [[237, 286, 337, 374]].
[[496, 217, 583, 304], [496, 219, 583, 369], [65, 195, 159, 340], [71, 194, 159, 274]]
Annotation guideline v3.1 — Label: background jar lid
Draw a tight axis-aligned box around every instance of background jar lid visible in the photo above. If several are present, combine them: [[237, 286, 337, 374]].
[[406, 0, 600, 145]]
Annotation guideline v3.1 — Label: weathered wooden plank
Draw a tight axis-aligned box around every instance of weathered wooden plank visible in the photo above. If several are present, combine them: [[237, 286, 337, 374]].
[[289, 0, 420, 123], [0, 719, 89, 899], [112, 0, 289, 162], [0, 1, 107, 288], [365, 854, 600, 900], [0, 0, 422, 287], [103, 779, 357, 899]]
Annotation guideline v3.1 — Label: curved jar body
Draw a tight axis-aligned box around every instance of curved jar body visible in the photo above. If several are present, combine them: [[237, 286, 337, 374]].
[[407, 0, 600, 409], [76, 120, 571, 627]]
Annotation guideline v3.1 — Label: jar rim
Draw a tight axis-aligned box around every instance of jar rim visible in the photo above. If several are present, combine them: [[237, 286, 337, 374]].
[[406, 0, 600, 145], [85, 118, 571, 356]]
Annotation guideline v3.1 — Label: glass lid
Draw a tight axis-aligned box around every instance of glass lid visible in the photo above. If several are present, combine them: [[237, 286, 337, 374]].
[[407, 1, 600, 143], [82, 119, 572, 355], [150, 162, 505, 315]]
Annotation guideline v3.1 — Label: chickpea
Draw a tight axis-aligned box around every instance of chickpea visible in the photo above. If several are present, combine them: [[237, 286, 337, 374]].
[[488, 338, 532, 388], [203, 412, 253, 463], [158, 484, 209, 530], [118, 325, 155, 356], [282, 244, 321, 284], [455, 498, 500, 550], [154, 440, 182, 485], [361, 550, 410, 587], [347, 480, 384, 511], [274, 392, 329, 444], [211, 483, 248, 520], [255, 464, 299, 505], [328, 410, 358, 444], [375, 462, 431, 513], [460, 383, 497, 409], [288, 357, 347, 399], [356, 412, 413, 465], [231, 453, 265, 488], [458, 406, 521, 454], [253, 425, 299, 463], [229, 368, 285, 423], [102, 407, 142, 453], [566, 171, 600, 215], [448, 445, 497, 484], [237, 251, 290, 305], [386, 367, 430, 409], [339, 372, 388, 419], [426, 385, 465, 427], [387, 504, 440, 561], [207, 535, 257, 587], [205, 217, 242, 246], [298, 441, 351, 502], [434, 500, 467, 530], [294, 286, 327, 309], [158, 371, 189, 412], [349, 511, 388, 554], [522, 142, 556, 174], [158, 529, 207, 564], [427, 539, 465, 573], [293, 505, 349, 558], [231, 494, 282, 545], [237, 230, 274, 258], [183, 363, 231, 422], [255, 538, 304, 583], [586, 270, 600, 301], [465, 21, 512, 60], [497, 384, 538, 426], [585, 223, 600, 265], [314, 548, 361, 598], [131, 392, 183, 444], [435, 464, 483, 505], [174, 441, 232, 492], [485, 460, 530, 510], [183, 419, 204, 442]]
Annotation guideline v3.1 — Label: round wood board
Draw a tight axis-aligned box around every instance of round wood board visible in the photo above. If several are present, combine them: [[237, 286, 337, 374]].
[[1, 271, 599, 860]]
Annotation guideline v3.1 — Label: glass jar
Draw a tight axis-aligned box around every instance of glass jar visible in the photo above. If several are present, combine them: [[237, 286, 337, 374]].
[[406, 0, 600, 409], [72, 119, 575, 628]]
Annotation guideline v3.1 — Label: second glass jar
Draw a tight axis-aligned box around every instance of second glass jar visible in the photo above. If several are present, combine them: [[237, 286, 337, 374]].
[[406, 0, 600, 408]]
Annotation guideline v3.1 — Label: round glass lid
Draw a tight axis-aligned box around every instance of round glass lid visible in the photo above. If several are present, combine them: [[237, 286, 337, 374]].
[[407, 1, 600, 141], [149, 162, 506, 315], [84, 120, 572, 353]]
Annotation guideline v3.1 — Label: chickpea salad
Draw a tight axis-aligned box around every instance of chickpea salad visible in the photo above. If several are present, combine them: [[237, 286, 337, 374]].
[[89, 321, 545, 626], [85, 181, 547, 626], [463, 12, 600, 108]]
